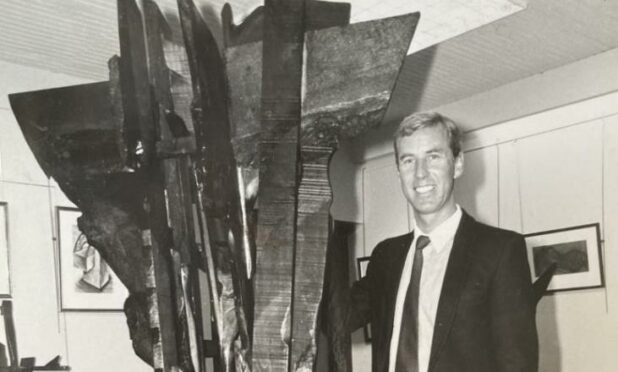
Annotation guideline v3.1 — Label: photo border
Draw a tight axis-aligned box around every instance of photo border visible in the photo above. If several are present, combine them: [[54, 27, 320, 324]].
[[524, 223, 603, 293], [56, 206, 127, 312]]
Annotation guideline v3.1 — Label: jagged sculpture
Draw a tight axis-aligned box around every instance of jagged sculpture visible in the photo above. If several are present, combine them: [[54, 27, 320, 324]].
[[9, 0, 418, 371]]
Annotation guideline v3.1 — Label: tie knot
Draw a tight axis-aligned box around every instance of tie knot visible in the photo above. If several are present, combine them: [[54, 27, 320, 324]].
[[416, 235, 430, 250]]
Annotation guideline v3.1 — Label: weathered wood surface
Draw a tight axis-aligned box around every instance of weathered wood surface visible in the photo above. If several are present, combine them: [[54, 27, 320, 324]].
[[178, 1, 253, 371], [9, 1, 419, 370], [291, 15, 419, 371], [223, 3, 353, 371], [117, 1, 183, 370], [252, 1, 306, 370], [224, 7, 418, 371], [223, 0, 351, 185], [290, 145, 332, 372], [322, 221, 356, 372], [9, 0, 211, 370], [301, 14, 420, 140], [143, 1, 205, 371], [7, 76, 159, 366]]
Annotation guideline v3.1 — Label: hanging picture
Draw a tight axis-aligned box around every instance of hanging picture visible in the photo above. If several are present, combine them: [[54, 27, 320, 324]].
[[57, 207, 128, 311], [524, 223, 603, 293], [0, 202, 10, 297]]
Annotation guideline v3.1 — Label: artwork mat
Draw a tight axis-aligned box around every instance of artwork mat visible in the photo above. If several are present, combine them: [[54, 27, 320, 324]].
[[356, 256, 371, 342], [0, 202, 10, 297], [57, 206, 128, 311], [524, 223, 603, 292]]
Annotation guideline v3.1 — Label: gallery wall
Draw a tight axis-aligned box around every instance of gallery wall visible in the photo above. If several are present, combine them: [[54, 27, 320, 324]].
[[0, 60, 149, 372], [349, 76, 618, 371]]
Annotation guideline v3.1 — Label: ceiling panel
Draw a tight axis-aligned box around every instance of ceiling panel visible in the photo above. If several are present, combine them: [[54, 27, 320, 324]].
[[0, 0, 523, 80], [382, 0, 618, 125]]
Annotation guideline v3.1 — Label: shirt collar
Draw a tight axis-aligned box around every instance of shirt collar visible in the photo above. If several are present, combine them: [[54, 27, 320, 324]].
[[413, 205, 462, 255]]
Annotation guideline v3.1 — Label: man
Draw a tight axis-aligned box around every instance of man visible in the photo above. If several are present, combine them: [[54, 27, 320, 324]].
[[349, 112, 538, 372]]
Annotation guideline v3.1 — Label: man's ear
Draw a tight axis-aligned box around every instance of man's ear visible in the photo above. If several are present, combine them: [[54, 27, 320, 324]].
[[454, 152, 464, 179]]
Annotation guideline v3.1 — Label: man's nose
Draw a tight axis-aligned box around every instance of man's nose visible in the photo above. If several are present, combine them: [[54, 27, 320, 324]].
[[414, 159, 428, 178]]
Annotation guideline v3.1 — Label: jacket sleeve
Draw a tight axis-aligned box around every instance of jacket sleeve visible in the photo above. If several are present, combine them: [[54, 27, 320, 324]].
[[490, 234, 539, 372], [347, 270, 372, 332], [346, 242, 383, 333]]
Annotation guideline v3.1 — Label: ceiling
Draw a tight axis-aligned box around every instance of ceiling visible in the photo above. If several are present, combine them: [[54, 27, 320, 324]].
[[0, 0, 524, 81], [382, 0, 618, 127], [1, 0, 617, 132]]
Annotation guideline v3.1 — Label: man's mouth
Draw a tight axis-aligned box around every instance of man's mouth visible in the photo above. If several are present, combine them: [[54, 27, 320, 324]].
[[414, 185, 435, 194]]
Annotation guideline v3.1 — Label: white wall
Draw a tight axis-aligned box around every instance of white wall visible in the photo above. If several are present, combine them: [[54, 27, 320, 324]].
[[461, 99, 618, 372], [0, 60, 149, 372], [353, 87, 618, 371], [353, 47, 618, 163]]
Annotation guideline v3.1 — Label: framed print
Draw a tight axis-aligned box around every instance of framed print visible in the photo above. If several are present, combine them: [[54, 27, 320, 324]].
[[524, 223, 603, 293], [57, 207, 128, 311], [0, 202, 10, 297], [356, 256, 371, 342]]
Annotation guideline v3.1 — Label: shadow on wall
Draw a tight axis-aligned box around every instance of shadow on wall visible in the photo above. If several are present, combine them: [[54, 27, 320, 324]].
[[350, 45, 438, 163], [381, 45, 439, 125], [537, 295, 562, 372]]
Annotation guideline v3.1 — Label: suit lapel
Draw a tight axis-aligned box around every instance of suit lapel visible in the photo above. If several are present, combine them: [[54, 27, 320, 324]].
[[428, 212, 478, 370], [383, 232, 414, 346]]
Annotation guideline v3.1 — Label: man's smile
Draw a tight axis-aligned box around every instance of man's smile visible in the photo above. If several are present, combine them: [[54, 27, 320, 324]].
[[414, 185, 435, 194]]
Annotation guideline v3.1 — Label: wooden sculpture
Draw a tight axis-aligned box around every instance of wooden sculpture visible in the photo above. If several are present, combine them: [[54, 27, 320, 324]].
[[9, 0, 418, 371]]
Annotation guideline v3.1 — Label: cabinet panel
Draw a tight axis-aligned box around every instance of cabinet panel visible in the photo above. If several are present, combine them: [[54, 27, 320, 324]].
[[517, 121, 603, 233]]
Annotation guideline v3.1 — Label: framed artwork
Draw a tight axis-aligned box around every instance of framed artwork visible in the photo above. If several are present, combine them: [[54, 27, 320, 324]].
[[0, 202, 10, 297], [356, 256, 371, 342], [524, 223, 603, 293], [57, 207, 128, 311]]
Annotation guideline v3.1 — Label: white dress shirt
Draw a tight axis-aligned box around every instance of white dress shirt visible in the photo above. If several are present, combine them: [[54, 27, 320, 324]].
[[388, 206, 462, 372]]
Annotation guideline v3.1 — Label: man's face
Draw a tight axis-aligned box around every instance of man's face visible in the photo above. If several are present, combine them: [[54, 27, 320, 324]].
[[396, 125, 463, 225]]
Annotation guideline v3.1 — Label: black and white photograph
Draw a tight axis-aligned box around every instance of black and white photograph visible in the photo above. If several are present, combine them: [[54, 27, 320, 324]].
[[57, 207, 128, 311], [1, 0, 618, 371], [356, 256, 370, 279], [525, 223, 604, 293]]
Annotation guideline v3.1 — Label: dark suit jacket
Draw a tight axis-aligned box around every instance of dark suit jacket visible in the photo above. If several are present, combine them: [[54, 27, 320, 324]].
[[349, 211, 538, 372]]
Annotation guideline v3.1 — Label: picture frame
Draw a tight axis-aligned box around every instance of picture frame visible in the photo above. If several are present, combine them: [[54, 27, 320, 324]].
[[524, 223, 603, 293], [0, 202, 11, 297], [356, 256, 371, 342], [57, 207, 128, 311]]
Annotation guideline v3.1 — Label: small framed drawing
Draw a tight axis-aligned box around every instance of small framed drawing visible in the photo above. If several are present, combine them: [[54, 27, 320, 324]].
[[57, 207, 128, 311], [524, 223, 603, 293], [1, 202, 11, 297], [356, 256, 371, 342]]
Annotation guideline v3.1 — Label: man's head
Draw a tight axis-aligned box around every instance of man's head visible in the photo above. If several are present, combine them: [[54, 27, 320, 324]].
[[393, 112, 464, 231]]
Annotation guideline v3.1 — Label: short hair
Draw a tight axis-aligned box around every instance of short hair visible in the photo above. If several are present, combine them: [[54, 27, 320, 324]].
[[393, 112, 463, 163]]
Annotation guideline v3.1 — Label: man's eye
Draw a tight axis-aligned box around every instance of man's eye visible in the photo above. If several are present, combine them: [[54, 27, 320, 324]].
[[401, 157, 414, 165]]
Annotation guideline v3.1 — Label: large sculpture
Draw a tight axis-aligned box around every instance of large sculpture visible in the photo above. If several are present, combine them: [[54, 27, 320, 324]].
[[9, 0, 418, 371]]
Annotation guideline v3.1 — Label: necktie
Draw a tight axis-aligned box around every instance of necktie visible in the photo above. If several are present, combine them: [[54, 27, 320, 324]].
[[395, 235, 430, 372]]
